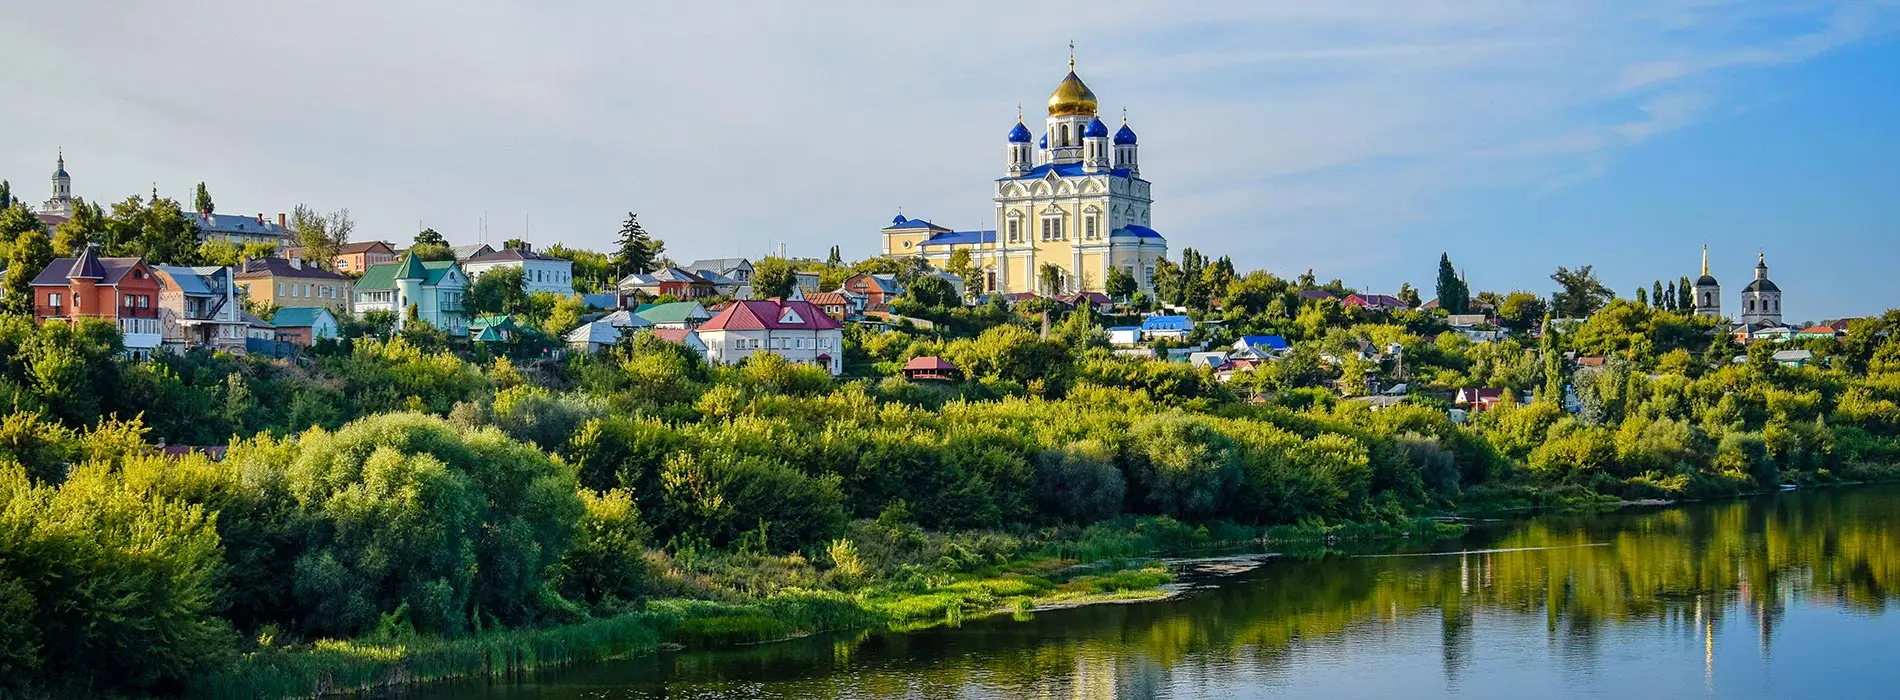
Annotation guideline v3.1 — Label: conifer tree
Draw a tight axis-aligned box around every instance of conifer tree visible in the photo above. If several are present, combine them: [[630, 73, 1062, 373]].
[[193, 182, 214, 214], [612, 213, 658, 276]]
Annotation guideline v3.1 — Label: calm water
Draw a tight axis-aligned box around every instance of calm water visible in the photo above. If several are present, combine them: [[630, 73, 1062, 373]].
[[414, 486, 1900, 699]]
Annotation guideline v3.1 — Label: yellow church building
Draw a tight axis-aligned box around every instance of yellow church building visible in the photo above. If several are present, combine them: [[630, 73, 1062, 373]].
[[881, 57, 1167, 295]]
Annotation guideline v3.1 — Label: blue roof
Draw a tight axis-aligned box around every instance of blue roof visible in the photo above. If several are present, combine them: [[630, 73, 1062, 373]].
[[1141, 315, 1193, 331], [1115, 225, 1164, 239], [1010, 162, 1135, 180], [188, 211, 287, 236], [920, 230, 997, 247], [886, 217, 942, 230], [1239, 335, 1289, 350], [1038, 134, 1047, 148], [1084, 118, 1109, 138], [1008, 122, 1032, 143], [1114, 123, 1138, 145]]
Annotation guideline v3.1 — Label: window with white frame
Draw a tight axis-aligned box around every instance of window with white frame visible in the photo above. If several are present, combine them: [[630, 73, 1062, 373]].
[[1041, 217, 1061, 241]]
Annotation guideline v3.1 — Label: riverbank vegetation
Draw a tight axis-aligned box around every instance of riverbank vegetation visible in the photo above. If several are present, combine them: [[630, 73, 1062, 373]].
[[1, 284, 1899, 697]]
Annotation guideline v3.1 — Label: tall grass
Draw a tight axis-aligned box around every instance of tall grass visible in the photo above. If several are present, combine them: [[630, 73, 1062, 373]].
[[188, 612, 674, 699]]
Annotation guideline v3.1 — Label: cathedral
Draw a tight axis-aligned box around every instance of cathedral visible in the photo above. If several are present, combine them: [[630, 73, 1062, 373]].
[[881, 54, 1168, 295]]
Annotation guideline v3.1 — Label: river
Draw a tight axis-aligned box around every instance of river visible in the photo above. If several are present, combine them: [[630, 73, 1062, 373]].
[[409, 485, 1900, 699]]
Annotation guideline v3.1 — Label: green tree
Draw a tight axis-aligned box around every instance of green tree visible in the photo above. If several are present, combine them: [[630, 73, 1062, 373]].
[[289, 204, 353, 271], [1127, 412, 1241, 519], [1550, 265, 1613, 318], [50, 199, 105, 256], [945, 248, 979, 297], [1677, 276, 1693, 311], [1539, 316, 1563, 402], [612, 212, 660, 277], [907, 274, 955, 308], [1635, 286, 1649, 307], [1106, 265, 1138, 302], [1397, 282, 1422, 309], [1497, 291, 1548, 332], [3, 228, 54, 317], [414, 227, 448, 247], [0, 180, 9, 209], [1151, 258, 1183, 306], [408, 242, 456, 261], [1435, 253, 1468, 314], [826, 245, 843, 267], [1651, 280, 1665, 309], [1663, 280, 1677, 311], [466, 266, 528, 317], [1038, 263, 1064, 295], [750, 256, 797, 299], [192, 182, 214, 214]]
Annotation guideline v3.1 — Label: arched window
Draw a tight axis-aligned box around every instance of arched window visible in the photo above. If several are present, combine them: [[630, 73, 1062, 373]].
[[1059, 124, 1069, 146], [1747, 299, 1755, 312]]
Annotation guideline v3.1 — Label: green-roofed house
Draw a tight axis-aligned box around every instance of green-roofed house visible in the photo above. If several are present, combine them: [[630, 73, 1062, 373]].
[[269, 306, 340, 346], [353, 252, 470, 335], [633, 301, 712, 329]]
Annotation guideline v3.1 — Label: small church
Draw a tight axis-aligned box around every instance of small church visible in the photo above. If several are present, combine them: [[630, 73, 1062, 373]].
[[1692, 246, 1785, 328]]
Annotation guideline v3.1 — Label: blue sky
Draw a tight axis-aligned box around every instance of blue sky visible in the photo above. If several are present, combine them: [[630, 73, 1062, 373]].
[[1, 0, 1895, 321]]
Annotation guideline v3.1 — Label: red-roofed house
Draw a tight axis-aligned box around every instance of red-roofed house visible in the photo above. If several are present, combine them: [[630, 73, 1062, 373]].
[[1344, 293, 1408, 311], [698, 298, 845, 375], [902, 356, 962, 381], [30, 246, 165, 356], [649, 328, 709, 357]]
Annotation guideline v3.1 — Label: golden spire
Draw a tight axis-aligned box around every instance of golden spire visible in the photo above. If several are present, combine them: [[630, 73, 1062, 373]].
[[1047, 43, 1098, 116], [1701, 244, 1709, 276]]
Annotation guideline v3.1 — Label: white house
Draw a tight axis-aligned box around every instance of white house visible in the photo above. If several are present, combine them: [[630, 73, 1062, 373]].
[[697, 299, 844, 376], [566, 320, 625, 353], [459, 243, 574, 295]]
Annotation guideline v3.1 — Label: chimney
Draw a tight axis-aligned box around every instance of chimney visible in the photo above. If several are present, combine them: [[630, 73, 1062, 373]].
[[278, 212, 287, 228], [257, 213, 265, 224]]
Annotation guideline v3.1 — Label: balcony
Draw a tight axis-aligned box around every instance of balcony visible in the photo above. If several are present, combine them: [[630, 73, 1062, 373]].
[[35, 305, 158, 319]]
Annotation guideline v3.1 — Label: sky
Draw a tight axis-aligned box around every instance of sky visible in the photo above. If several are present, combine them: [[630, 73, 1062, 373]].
[[2, 0, 1897, 321]]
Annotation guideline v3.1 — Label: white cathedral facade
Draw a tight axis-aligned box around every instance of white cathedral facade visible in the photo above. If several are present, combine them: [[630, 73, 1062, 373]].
[[881, 55, 1167, 295]]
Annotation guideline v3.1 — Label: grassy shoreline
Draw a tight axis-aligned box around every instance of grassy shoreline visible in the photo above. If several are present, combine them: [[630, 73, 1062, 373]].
[[185, 515, 1466, 698]]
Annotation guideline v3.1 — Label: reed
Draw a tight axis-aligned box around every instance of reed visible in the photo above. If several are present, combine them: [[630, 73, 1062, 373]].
[[188, 612, 674, 699]]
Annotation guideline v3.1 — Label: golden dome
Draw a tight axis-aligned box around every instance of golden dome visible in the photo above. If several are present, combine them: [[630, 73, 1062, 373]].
[[1047, 69, 1098, 116]]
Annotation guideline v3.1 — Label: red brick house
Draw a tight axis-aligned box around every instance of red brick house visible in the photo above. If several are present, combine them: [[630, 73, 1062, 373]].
[[842, 273, 905, 306], [30, 246, 165, 356]]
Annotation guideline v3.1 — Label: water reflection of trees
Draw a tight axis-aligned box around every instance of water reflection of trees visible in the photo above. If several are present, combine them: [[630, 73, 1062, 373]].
[[428, 489, 1900, 699]]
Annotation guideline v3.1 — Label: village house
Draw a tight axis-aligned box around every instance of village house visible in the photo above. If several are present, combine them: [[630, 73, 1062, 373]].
[[803, 292, 855, 321], [235, 257, 352, 310], [461, 243, 576, 295], [1344, 293, 1408, 312], [189, 211, 291, 249], [842, 273, 905, 306], [332, 241, 398, 275], [268, 306, 340, 346], [617, 267, 716, 301], [151, 265, 248, 353], [1139, 314, 1193, 341], [1231, 335, 1289, 359], [633, 301, 712, 330], [650, 328, 708, 356], [30, 247, 164, 357], [353, 254, 470, 335], [698, 298, 844, 376], [902, 356, 962, 381]]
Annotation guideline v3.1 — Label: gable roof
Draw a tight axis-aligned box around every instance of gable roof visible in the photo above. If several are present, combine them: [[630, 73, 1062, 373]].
[[451, 244, 494, 260], [270, 306, 337, 328], [1237, 335, 1290, 351], [685, 258, 752, 273], [1140, 315, 1193, 331], [566, 320, 623, 345], [465, 246, 564, 263], [337, 240, 396, 255], [31, 255, 149, 287], [234, 257, 349, 281], [804, 292, 850, 307], [632, 301, 710, 324], [189, 211, 289, 237], [699, 299, 842, 331], [356, 258, 463, 290], [904, 356, 958, 372], [151, 265, 233, 297], [598, 309, 654, 328]]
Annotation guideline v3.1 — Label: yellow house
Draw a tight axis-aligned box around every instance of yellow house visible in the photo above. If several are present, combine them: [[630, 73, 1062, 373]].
[[234, 257, 353, 310], [883, 56, 1166, 295]]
